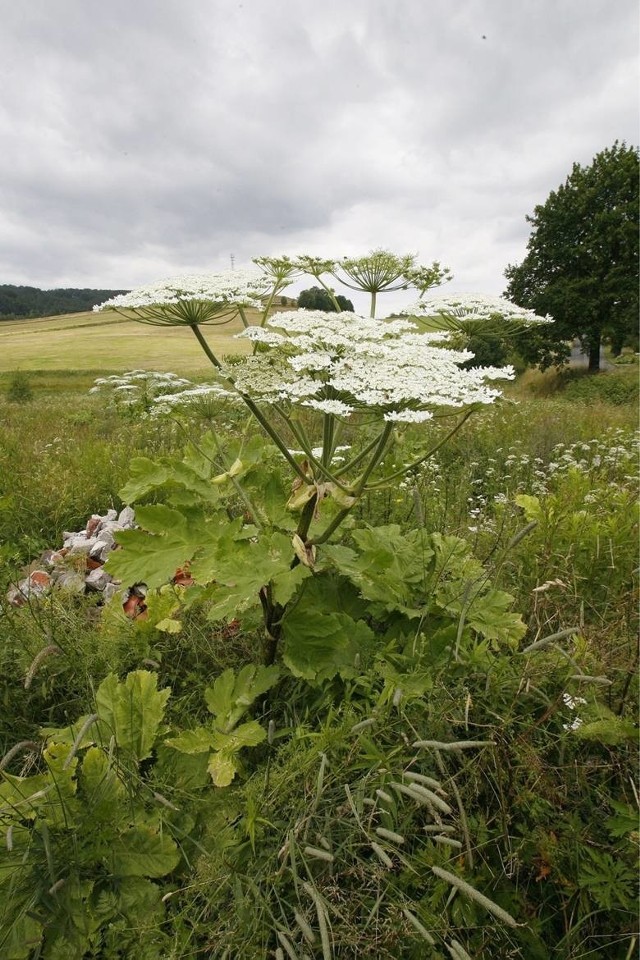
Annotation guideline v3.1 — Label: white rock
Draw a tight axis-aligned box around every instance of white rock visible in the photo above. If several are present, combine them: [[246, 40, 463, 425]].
[[85, 568, 112, 591], [118, 506, 136, 529], [103, 582, 121, 603], [53, 570, 87, 594], [67, 537, 100, 557]]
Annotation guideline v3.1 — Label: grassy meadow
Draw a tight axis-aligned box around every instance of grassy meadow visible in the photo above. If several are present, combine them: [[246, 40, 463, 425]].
[[0, 308, 256, 374], [0, 312, 638, 959]]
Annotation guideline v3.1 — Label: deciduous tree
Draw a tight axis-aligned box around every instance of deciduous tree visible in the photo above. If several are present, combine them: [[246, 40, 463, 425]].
[[504, 142, 639, 371]]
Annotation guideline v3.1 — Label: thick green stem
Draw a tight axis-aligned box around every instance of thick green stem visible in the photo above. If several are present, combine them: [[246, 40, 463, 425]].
[[353, 423, 394, 493], [321, 413, 334, 468], [275, 408, 353, 492], [316, 276, 343, 312], [238, 306, 250, 329], [296, 491, 319, 542], [188, 323, 311, 484], [189, 323, 226, 372], [333, 429, 387, 478], [370, 290, 377, 318], [310, 507, 352, 546], [260, 287, 279, 327], [260, 583, 282, 666], [241, 398, 313, 484], [310, 424, 393, 546], [366, 411, 474, 490]]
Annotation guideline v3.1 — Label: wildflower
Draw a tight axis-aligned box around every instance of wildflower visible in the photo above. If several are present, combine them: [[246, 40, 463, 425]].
[[563, 717, 584, 731], [562, 693, 587, 710], [95, 271, 271, 325], [232, 310, 515, 420], [404, 293, 552, 326]]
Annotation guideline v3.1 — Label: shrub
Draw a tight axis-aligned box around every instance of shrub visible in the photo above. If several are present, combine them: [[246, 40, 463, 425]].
[[562, 371, 638, 405], [6, 371, 33, 404]]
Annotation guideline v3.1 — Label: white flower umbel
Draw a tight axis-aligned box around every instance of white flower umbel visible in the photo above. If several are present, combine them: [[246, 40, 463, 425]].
[[233, 310, 514, 419], [94, 271, 272, 325], [89, 370, 233, 416], [404, 293, 552, 326]]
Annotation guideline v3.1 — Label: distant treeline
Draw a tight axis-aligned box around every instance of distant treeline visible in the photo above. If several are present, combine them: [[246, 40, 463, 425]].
[[0, 285, 130, 320]]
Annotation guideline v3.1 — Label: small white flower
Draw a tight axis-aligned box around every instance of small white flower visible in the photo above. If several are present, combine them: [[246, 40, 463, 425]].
[[383, 409, 434, 423], [303, 398, 355, 416], [563, 717, 584, 731]]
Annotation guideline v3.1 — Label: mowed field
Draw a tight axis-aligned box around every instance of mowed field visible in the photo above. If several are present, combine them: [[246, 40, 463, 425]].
[[0, 308, 259, 375]]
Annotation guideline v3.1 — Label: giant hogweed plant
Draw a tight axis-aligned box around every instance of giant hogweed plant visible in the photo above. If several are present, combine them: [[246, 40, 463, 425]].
[[95, 252, 551, 679]]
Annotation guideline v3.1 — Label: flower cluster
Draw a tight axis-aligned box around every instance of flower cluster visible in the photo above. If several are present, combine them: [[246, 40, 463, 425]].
[[89, 370, 231, 417], [95, 271, 272, 324], [231, 309, 515, 420], [403, 293, 552, 325], [562, 692, 587, 731]]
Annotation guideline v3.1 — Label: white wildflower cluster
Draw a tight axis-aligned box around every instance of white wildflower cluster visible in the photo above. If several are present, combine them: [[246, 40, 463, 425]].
[[90, 371, 190, 402], [403, 293, 552, 325], [396, 426, 638, 538], [94, 270, 272, 317], [233, 310, 515, 420], [562, 692, 587, 731], [289, 444, 351, 463], [89, 370, 232, 417]]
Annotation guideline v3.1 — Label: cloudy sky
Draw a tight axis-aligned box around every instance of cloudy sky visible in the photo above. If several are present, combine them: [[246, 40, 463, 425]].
[[0, 0, 637, 309]]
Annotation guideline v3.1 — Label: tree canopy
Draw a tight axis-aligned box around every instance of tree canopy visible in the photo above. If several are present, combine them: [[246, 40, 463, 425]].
[[504, 142, 639, 370], [0, 285, 129, 320], [297, 286, 354, 312]]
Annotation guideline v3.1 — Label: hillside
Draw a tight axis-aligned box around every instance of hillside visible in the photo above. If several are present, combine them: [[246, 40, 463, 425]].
[[0, 308, 254, 374], [0, 284, 130, 320]]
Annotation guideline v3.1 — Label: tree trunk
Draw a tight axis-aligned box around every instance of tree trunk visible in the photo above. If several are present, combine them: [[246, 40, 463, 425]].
[[587, 331, 601, 372], [609, 329, 625, 356]]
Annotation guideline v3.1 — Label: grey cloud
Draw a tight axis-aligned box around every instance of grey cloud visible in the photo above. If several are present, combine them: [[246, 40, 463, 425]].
[[0, 0, 637, 292]]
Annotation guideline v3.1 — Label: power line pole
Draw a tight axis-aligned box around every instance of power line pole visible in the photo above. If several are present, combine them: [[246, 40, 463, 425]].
[[230, 253, 235, 271]]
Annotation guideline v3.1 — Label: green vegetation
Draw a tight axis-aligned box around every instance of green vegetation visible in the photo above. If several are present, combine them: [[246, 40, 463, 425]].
[[5, 371, 33, 404], [298, 287, 354, 312], [0, 309, 254, 374], [505, 142, 639, 370], [0, 285, 129, 320], [0, 366, 636, 959]]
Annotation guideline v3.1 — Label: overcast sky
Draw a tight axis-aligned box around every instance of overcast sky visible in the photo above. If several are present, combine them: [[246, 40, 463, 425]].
[[0, 0, 637, 310]]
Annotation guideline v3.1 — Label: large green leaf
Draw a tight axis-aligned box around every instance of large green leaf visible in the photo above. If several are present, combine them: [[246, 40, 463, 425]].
[[119, 457, 173, 503], [207, 752, 238, 787], [281, 577, 375, 680], [464, 588, 526, 646], [116, 877, 164, 921], [105, 506, 202, 588], [95, 671, 170, 761], [322, 525, 433, 612], [208, 720, 266, 752], [109, 827, 180, 878], [165, 726, 216, 754], [119, 452, 222, 505], [80, 747, 126, 821], [204, 665, 280, 731], [195, 530, 302, 621], [205, 722, 267, 786]]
